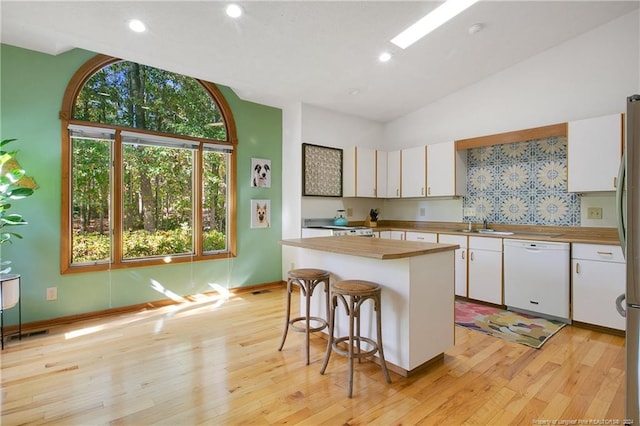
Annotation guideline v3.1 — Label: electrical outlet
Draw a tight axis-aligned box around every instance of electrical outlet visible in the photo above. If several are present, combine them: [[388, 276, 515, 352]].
[[290, 262, 295, 271], [46, 287, 58, 301], [346, 208, 353, 217], [587, 207, 603, 220], [464, 207, 476, 217], [419, 207, 426, 216]]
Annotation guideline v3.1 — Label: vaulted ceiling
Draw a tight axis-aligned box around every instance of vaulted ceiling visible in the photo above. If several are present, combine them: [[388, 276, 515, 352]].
[[2, 1, 638, 122]]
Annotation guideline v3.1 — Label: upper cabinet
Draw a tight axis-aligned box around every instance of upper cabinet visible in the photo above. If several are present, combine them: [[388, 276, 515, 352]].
[[401, 146, 426, 197], [343, 147, 377, 197], [568, 113, 623, 192], [376, 150, 388, 198], [387, 150, 401, 198], [426, 141, 467, 197]]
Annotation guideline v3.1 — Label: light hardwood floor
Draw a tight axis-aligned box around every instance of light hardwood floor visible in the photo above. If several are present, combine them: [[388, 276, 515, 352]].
[[0, 286, 626, 425]]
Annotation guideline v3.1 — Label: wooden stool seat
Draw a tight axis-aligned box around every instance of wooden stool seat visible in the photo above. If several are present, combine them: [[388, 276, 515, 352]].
[[320, 279, 391, 398], [278, 268, 331, 365]]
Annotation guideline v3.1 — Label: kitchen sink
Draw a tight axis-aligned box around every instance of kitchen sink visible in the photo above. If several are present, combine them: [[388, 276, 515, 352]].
[[453, 229, 515, 236]]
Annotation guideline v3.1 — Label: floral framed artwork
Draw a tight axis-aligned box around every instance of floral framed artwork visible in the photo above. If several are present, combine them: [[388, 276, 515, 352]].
[[251, 158, 271, 188], [302, 143, 343, 197], [250, 199, 271, 228]]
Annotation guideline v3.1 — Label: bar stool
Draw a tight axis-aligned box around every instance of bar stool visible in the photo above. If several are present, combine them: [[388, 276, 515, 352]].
[[278, 268, 331, 365], [320, 279, 391, 398]]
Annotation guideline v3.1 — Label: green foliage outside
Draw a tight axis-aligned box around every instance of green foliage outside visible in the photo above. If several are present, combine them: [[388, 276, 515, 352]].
[[73, 229, 227, 263]]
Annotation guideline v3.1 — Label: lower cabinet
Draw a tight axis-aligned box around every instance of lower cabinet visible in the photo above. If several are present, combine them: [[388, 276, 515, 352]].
[[572, 243, 625, 331], [468, 236, 503, 305], [438, 234, 468, 297], [404, 231, 437, 242], [377, 230, 405, 240]]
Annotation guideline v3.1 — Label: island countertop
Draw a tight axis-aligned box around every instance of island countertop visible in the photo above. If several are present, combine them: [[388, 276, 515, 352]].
[[280, 236, 459, 260]]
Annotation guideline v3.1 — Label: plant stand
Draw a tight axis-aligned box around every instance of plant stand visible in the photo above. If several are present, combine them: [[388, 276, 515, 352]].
[[0, 274, 22, 350]]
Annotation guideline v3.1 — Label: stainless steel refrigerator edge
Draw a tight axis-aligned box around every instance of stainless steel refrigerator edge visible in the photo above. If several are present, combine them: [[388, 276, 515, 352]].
[[616, 94, 640, 425]]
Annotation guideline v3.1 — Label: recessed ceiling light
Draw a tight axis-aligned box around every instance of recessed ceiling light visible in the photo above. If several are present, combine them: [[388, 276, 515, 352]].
[[378, 52, 392, 63], [128, 19, 146, 33], [226, 4, 243, 18], [391, 0, 479, 49], [348, 88, 361, 96]]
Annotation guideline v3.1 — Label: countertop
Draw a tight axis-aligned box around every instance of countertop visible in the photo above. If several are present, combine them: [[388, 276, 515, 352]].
[[367, 222, 620, 246], [280, 236, 459, 259]]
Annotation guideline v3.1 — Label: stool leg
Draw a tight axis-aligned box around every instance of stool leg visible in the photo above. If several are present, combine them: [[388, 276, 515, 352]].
[[304, 280, 312, 365], [278, 279, 294, 351], [347, 295, 355, 398], [375, 294, 391, 384], [320, 295, 336, 375]]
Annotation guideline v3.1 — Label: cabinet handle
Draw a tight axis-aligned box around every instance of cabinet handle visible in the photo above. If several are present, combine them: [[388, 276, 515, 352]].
[[396, 188, 399, 196], [461, 250, 465, 260], [597, 251, 613, 256], [421, 187, 424, 195], [428, 187, 431, 195], [614, 176, 617, 188], [575, 262, 580, 274], [470, 251, 474, 261]]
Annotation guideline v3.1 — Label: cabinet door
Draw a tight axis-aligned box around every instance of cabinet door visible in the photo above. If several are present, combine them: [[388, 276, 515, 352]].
[[572, 259, 625, 330], [376, 150, 387, 198], [568, 113, 622, 192], [387, 150, 401, 198], [427, 141, 467, 197], [401, 146, 426, 198], [468, 249, 502, 305], [439, 234, 468, 297], [343, 147, 376, 197], [377, 230, 404, 240], [404, 231, 437, 242]]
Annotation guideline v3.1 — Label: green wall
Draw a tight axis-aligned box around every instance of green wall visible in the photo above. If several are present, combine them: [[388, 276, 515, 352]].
[[0, 44, 283, 325]]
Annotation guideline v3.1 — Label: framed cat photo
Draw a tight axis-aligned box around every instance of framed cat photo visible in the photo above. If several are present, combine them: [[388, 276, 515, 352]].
[[251, 158, 271, 188], [250, 199, 271, 229]]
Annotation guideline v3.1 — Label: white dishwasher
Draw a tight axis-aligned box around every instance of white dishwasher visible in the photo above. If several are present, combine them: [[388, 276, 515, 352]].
[[503, 239, 570, 321]]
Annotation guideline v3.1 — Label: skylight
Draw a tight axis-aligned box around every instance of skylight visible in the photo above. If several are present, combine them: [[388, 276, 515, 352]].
[[391, 0, 480, 49]]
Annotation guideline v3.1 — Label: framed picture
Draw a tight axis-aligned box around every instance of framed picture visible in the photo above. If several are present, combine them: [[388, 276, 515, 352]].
[[250, 158, 271, 188], [302, 143, 343, 197], [250, 199, 271, 228]]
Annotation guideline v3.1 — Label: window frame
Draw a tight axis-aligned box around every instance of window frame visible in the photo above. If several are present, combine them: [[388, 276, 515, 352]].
[[59, 54, 238, 274]]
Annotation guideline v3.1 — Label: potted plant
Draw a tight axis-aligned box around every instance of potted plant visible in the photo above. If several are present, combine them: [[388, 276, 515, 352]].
[[0, 138, 37, 274]]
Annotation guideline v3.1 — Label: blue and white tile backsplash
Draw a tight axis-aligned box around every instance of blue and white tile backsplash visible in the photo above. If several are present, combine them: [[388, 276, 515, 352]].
[[462, 136, 580, 226]]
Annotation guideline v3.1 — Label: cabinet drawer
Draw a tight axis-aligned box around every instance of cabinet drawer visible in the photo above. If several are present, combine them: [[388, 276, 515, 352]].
[[572, 243, 624, 263], [405, 231, 437, 242], [469, 236, 502, 251], [438, 234, 467, 247]]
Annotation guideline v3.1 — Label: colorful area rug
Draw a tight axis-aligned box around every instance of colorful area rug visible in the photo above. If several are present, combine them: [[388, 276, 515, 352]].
[[455, 300, 566, 349]]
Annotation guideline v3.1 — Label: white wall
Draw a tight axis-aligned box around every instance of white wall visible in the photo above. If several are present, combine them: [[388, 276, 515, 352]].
[[381, 9, 639, 225], [300, 104, 385, 220]]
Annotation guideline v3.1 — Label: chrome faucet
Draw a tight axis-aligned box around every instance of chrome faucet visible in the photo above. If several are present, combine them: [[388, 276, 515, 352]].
[[483, 219, 488, 229]]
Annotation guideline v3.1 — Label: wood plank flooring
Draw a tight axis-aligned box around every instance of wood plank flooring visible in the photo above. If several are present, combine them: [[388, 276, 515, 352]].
[[0, 287, 626, 425]]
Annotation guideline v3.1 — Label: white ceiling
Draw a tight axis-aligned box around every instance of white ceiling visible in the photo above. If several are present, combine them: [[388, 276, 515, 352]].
[[1, 1, 638, 122]]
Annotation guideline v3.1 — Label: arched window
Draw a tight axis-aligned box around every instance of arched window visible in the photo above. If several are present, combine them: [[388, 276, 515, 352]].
[[60, 55, 237, 273]]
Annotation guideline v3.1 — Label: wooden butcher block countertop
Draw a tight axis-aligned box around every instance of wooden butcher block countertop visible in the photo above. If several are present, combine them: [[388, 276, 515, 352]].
[[280, 236, 459, 260]]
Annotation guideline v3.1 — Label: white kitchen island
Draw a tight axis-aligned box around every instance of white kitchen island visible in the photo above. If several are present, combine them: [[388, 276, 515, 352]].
[[280, 236, 458, 377]]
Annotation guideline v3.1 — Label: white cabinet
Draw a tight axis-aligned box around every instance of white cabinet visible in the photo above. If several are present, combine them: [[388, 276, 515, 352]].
[[572, 243, 625, 331], [568, 113, 623, 192], [378, 230, 404, 240], [438, 234, 468, 297], [343, 147, 377, 197], [387, 150, 401, 198], [376, 150, 387, 198], [404, 231, 437, 242], [426, 141, 467, 197], [468, 237, 503, 305], [401, 146, 426, 198]]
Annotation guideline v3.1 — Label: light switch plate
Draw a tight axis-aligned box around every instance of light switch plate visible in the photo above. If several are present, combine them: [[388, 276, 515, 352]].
[[464, 207, 476, 217]]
